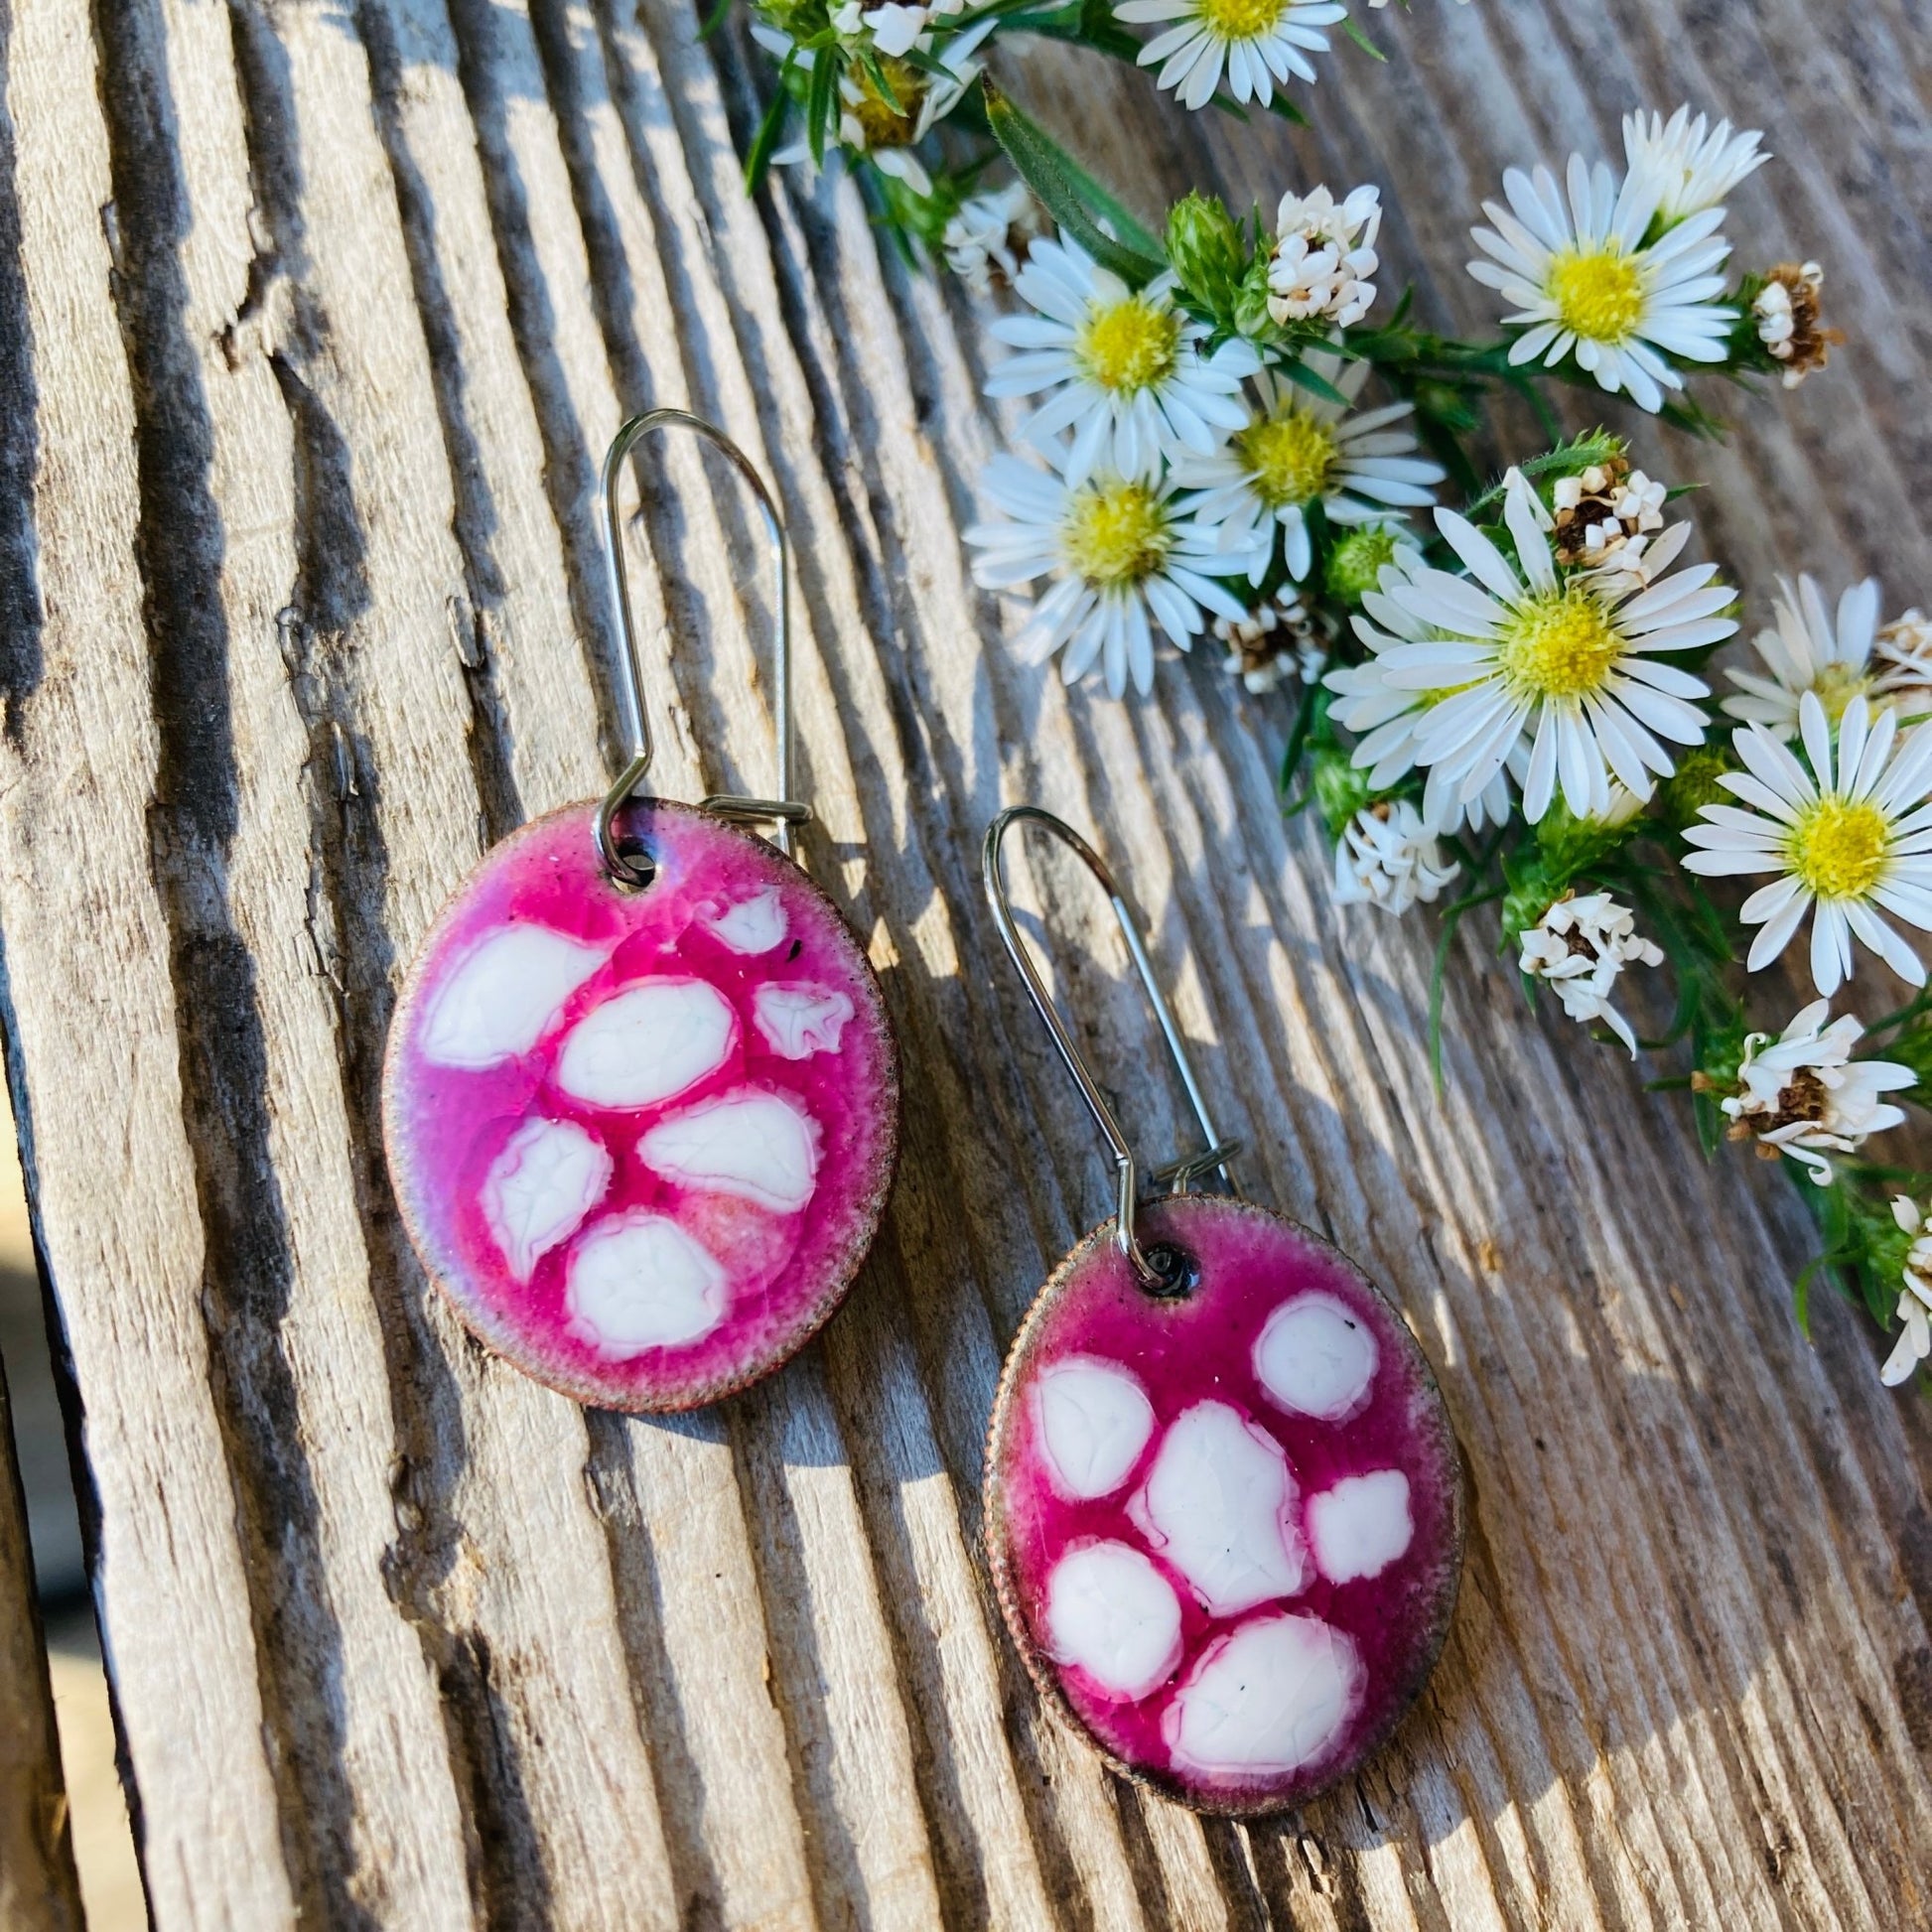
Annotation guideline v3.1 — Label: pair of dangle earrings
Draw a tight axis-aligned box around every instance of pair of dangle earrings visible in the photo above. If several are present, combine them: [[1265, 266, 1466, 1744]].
[[381, 416, 1461, 1816]]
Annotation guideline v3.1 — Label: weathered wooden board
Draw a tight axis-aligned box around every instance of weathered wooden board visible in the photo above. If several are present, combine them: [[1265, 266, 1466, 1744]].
[[1, 0, 1929, 1925]]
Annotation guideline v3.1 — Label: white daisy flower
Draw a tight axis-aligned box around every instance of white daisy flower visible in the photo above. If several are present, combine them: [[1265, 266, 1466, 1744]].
[[1724, 576, 1932, 738], [757, 17, 989, 194], [1467, 154, 1735, 412], [1683, 693, 1932, 996], [1623, 106, 1768, 223], [1718, 1000, 1912, 1183], [1519, 891, 1662, 1056], [1170, 353, 1444, 583], [964, 454, 1265, 697], [1324, 561, 1516, 835], [1268, 185, 1382, 329], [1374, 470, 1730, 824], [942, 182, 1040, 294], [1332, 799, 1459, 916], [1882, 1196, 1932, 1386], [987, 237, 1258, 486], [1114, 0, 1347, 111]]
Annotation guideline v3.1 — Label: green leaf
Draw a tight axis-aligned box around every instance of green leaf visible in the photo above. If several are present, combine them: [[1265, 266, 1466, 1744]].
[[857, 47, 902, 114], [1338, 13, 1386, 59], [806, 48, 838, 166], [745, 56, 799, 193], [982, 78, 1168, 285], [1275, 354, 1350, 407], [1049, 140, 1165, 259], [1279, 681, 1325, 803]]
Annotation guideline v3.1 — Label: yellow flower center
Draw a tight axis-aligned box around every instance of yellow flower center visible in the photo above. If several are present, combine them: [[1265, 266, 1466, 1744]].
[[1547, 244, 1647, 345], [1195, 0, 1292, 39], [1064, 481, 1172, 589], [1809, 659, 1871, 725], [1077, 298, 1181, 397], [1786, 795, 1890, 901], [1496, 587, 1626, 701], [1236, 409, 1340, 510], [848, 60, 924, 148]]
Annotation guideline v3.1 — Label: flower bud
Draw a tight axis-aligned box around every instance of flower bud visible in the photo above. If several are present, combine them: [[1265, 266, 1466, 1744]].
[[1165, 194, 1245, 316], [1659, 743, 1735, 832], [1324, 526, 1405, 605], [1311, 743, 1374, 840]]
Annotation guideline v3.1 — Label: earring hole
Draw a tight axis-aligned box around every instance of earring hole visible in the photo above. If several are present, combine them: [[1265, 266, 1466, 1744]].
[[613, 838, 658, 893], [1139, 1242, 1200, 1301]]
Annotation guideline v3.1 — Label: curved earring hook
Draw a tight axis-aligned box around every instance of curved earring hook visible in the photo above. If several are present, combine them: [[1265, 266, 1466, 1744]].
[[983, 805, 1242, 1286], [597, 409, 812, 886]]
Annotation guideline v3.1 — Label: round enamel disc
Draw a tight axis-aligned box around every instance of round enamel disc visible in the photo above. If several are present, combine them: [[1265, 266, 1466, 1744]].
[[383, 799, 897, 1411], [984, 1194, 1463, 1816]]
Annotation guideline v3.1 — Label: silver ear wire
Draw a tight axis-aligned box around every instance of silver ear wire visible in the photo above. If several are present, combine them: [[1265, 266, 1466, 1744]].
[[597, 410, 811, 887], [982, 805, 1241, 1287]]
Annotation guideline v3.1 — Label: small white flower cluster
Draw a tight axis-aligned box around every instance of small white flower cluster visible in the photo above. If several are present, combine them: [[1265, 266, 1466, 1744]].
[[830, 0, 958, 55], [942, 183, 1042, 296], [1519, 892, 1663, 1056], [1469, 107, 1765, 413], [1332, 800, 1458, 916], [1268, 186, 1381, 330], [1553, 463, 1667, 581], [1213, 585, 1326, 694], [1752, 261, 1839, 388], [1882, 1196, 1932, 1386], [1879, 610, 1932, 682], [1719, 1001, 1912, 1184]]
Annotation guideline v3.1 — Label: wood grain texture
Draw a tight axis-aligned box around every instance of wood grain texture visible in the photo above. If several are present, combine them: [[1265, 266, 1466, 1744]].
[[1, 0, 1930, 1925]]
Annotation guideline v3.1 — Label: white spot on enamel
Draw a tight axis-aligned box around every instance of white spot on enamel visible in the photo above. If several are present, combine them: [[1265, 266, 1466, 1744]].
[[1165, 1613, 1362, 1779], [1308, 1470, 1413, 1585], [481, 1117, 612, 1283], [1254, 1294, 1378, 1422], [566, 1211, 728, 1354], [1129, 1401, 1308, 1616], [638, 1089, 821, 1213], [420, 925, 607, 1070], [1033, 1358, 1155, 1501], [754, 984, 856, 1060], [1044, 1541, 1183, 1702], [705, 888, 788, 955], [554, 979, 735, 1109]]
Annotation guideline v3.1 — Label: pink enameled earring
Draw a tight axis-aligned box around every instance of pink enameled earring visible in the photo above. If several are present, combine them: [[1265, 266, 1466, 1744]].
[[980, 806, 1463, 1816], [382, 413, 898, 1411]]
